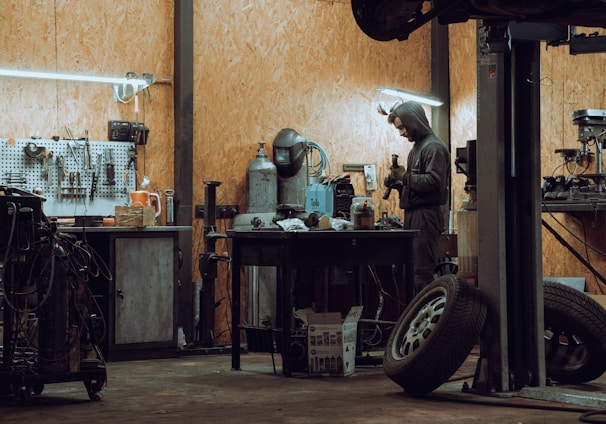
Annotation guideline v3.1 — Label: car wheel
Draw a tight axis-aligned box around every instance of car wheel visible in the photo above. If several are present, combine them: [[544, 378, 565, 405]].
[[383, 274, 487, 395]]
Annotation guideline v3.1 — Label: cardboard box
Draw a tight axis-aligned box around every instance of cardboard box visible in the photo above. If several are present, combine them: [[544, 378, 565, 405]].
[[114, 206, 155, 227], [305, 306, 363, 376]]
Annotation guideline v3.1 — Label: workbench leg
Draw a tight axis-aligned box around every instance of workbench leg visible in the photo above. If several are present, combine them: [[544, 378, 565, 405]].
[[231, 254, 241, 370], [279, 264, 293, 376]]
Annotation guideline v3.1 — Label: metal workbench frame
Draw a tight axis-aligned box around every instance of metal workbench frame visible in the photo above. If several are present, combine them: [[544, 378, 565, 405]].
[[227, 229, 417, 376]]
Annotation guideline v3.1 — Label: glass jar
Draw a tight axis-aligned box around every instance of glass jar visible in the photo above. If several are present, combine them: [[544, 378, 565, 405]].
[[350, 196, 375, 230]]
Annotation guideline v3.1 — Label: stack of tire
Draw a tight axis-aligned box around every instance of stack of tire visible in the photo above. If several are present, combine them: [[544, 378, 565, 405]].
[[383, 275, 606, 395]]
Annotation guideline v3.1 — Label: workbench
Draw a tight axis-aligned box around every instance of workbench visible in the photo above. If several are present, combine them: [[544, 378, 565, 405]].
[[227, 229, 417, 376]]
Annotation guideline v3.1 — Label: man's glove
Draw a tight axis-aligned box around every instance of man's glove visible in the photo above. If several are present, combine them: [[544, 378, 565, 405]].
[[382, 154, 405, 200]]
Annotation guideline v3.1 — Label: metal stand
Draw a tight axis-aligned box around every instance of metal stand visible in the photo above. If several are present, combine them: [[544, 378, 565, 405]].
[[198, 181, 230, 348]]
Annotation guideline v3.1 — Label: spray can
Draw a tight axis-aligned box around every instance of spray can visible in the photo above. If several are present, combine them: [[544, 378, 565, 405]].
[[165, 189, 175, 225]]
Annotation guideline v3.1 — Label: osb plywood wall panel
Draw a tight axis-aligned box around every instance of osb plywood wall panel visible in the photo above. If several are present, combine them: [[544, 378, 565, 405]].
[[540, 41, 606, 295], [448, 21, 477, 221], [0, 0, 175, 198], [193, 0, 431, 343]]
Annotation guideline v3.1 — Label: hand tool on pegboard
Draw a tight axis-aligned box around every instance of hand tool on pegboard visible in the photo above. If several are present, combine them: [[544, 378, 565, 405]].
[[103, 147, 115, 186]]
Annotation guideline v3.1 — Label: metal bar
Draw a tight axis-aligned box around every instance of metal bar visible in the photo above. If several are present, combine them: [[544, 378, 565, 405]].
[[541, 218, 606, 286]]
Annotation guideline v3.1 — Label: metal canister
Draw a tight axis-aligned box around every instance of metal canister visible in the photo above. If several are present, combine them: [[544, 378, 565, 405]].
[[165, 189, 175, 225], [246, 141, 278, 213]]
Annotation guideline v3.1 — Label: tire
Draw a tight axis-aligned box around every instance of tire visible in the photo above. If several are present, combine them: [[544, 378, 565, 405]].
[[383, 274, 487, 395], [544, 281, 606, 384]]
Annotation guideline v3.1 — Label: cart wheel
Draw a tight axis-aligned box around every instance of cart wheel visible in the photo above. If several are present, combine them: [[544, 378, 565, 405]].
[[32, 384, 44, 395], [84, 374, 106, 401], [12, 385, 31, 404]]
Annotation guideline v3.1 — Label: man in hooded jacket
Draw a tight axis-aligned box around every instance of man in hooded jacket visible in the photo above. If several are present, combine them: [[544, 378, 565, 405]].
[[387, 101, 451, 297]]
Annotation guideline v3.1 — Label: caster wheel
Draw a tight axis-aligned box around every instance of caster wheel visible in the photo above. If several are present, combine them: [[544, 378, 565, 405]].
[[84, 375, 106, 401], [12, 385, 31, 404]]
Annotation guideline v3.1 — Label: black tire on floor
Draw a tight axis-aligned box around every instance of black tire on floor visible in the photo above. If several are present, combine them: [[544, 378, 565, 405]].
[[383, 274, 487, 395], [544, 281, 606, 384]]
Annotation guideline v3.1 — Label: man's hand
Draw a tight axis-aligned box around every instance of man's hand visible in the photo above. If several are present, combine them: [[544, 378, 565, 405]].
[[383, 155, 405, 199]]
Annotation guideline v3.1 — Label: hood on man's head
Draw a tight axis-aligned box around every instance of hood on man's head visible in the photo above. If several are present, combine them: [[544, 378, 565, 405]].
[[392, 101, 433, 142]]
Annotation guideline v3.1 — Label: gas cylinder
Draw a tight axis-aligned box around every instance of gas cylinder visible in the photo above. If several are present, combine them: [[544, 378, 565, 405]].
[[246, 141, 278, 213], [245, 142, 278, 327], [457, 192, 478, 284]]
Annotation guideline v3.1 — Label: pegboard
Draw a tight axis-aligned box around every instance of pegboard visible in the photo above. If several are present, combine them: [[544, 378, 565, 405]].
[[0, 137, 137, 217]]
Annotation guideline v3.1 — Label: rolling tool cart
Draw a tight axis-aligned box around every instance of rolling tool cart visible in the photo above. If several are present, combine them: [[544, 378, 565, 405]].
[[0, 186, 108, 402]]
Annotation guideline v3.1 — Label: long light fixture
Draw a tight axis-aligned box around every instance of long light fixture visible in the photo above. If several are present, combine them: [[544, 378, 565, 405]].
[[377, 87, 443, 107], [0, 69, 160, 102]]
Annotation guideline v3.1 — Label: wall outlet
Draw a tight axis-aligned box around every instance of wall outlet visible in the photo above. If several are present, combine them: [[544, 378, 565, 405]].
[[195, 204, 239, 219]]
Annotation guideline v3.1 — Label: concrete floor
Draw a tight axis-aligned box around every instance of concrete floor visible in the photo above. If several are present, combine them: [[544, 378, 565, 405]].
[[1, 348, 605, 424]]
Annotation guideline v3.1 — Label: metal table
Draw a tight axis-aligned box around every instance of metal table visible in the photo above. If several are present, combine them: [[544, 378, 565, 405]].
[[227, 229, 417, 376]]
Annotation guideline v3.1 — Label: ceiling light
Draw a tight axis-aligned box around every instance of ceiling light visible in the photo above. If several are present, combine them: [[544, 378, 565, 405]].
[[377, 87, 443, 107]]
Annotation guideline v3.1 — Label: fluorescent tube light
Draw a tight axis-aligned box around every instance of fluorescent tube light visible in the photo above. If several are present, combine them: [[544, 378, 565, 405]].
[[377, 87, 443, 107], [0, 69, 148, 86]]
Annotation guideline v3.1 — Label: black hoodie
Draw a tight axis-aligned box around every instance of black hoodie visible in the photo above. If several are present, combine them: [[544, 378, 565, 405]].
[[392, 101, 450, 210]]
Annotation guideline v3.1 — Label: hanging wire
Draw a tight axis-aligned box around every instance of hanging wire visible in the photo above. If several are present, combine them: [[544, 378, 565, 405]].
[[307, 140, 332, 178]]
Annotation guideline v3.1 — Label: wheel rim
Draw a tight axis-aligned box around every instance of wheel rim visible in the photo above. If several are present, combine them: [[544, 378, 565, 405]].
[[394, 288, 447, 359], [545, 325, 589, 373]]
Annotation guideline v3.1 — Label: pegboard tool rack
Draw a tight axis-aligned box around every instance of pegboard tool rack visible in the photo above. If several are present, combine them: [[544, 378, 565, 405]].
[[0, 137, 137, 218]]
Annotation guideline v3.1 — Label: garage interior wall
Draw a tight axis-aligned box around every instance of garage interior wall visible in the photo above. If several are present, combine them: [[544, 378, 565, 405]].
[[1, 1, 605, 346]]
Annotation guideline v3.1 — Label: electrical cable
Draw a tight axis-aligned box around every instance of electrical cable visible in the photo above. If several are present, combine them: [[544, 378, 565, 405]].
[[306, 140, 331, 178], [542, 201, 606, 294]]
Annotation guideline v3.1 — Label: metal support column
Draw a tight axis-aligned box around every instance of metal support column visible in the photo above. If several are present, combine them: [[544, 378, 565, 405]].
[[174, 0, 194, 342], [473, 22, 545, 393]]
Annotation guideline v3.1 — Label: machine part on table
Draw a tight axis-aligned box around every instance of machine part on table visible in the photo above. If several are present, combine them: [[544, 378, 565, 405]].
[[383, 275, 487, 395], [272, 203, 319, 228], [543, 281, 606, 384], [246, 141, 278, 214], [233, 212, 279, 231]]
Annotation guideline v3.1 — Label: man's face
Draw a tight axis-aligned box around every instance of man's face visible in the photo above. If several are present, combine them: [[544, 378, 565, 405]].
[[393, 117, 413, 142]]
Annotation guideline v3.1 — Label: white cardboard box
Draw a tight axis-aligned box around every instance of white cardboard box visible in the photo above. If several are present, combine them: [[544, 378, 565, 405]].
[[305, 306, 364, 376]]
